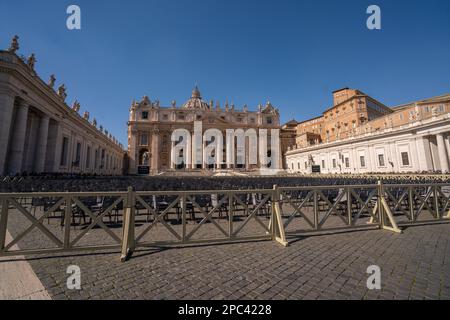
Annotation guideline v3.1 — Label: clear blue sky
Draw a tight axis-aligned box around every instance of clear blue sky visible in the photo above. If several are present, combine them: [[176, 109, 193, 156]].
[[1, 0, 449, 146]]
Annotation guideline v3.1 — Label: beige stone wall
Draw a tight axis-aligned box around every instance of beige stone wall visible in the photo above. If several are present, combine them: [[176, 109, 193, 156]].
[[288, 88, 450, 157], [128, 90, 282, 174], [0, 50, 124, 175]]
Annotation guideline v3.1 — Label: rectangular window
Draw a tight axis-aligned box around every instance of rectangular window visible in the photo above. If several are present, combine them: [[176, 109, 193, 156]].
[[401, 152, 410, 166], [140, 133, 148, 146], [322, 160, 325, 169], [298, 162, 300, 170], [142, 112, 149, 120], [360, 156, 366, 168], [60, 137, 69, 166], [266, 117, 273, 125], [304, 162, 307, 169], [345, 158, 350, 168], [332, 159, 336, 169], [378, 154, 385, 167], [162, 114, 169, 121]]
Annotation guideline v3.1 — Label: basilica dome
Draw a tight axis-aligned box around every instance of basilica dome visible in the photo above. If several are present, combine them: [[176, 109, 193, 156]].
[[181, 86, 210, 110]]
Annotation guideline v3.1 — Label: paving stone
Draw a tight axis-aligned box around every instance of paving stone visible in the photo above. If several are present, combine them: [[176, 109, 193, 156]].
[[3, 209, 450, 300]]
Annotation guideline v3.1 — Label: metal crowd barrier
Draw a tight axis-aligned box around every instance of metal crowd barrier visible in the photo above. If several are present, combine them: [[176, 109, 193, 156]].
[[0, 182, 449, 262]]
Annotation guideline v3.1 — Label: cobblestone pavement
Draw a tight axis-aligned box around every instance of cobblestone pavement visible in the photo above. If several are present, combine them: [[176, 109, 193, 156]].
[[3, 212, 450, 299]]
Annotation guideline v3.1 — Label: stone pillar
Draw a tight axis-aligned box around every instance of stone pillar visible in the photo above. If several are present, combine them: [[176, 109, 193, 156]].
[[151, 130, 160, 174], [52, 123, 63, 172], [245, 137, 250, 171], [34, 115, 50, 173], [0, 93, 15, 175], [445, 135, 450, 167], [128, 130, 137, 174], [170, 141, 175, 170], [202, 139, 207, 170], [8, 102, 29, 174], [415, 137, 433, 172], [410, 139, 419, 172], [226, 129, 234, 169], [23, 114, 40, 173], [389, 142, 398, 172], [192, 124, 202, 170], [436, 133, 449, 172]]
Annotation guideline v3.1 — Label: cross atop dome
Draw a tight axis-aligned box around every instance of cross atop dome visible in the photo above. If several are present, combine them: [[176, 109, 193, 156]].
[[191, 85, 201, 99]]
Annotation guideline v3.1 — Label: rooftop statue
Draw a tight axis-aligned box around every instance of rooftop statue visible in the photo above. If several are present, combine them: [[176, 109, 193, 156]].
[[27, 53, 36, 69], [72, 100, 81, 113], [83, 111, 90, 120], [48, 74, 56, 88], [8, 35, 19, 53], [57, 84, 67, 101]]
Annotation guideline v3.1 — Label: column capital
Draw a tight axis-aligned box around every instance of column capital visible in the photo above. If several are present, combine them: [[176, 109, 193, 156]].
[[15, 99, 29, 108]]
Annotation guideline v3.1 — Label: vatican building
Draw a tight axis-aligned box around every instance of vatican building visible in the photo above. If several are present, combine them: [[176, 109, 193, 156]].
[[127, 86, 284, 175], [285, 88, 450, 174], [0, 37, 124, 176], [1, 36, 449, 177]]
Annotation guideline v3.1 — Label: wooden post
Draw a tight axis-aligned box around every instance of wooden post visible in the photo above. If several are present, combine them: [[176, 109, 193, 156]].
[[0, 197, 9, 252], [120, 187, 136, 262], [271, 185, 288, 247]]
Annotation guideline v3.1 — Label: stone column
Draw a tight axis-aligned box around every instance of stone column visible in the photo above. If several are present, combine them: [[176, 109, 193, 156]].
[[52, 123, 63, 172], [415, 137, 433, 172], [151, 130, 160, 174], [23, 114, 39, 173], [245, 137, 250, 171], [128, 130, 137, 174], [0, 93, 15, 175], [170, 141, 175, 169], [226, 129, 234, 169], [389, 142, 398, 173], [445, 135, 450, 168], [34, 115, 50, 173], [436, 133, 449, 172], [8, 102, 29, 174], [410, 139, 419, 172]]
